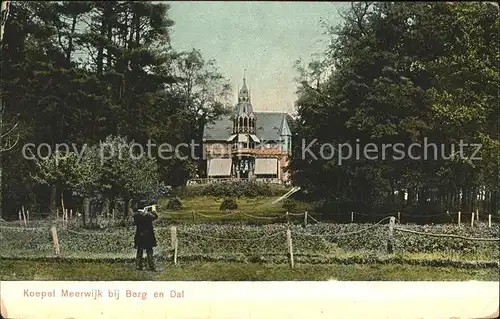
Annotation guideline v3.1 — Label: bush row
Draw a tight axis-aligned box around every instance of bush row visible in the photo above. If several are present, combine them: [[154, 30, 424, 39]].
[[1, 222, 498, 259], [182, 181, 289, 198], [2, 254, 498, 269]]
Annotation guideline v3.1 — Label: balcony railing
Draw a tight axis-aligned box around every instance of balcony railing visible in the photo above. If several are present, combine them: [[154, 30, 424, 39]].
[[205, 147, 289, 157]]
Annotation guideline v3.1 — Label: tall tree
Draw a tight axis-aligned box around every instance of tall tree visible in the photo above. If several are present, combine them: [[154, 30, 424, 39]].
[[0, 0, 20, 219], [291, 2, 499, 216]]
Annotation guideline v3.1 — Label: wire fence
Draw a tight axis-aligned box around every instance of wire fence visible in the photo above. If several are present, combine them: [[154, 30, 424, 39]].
[[3, 208, 500, 228], [1, 214, 498, 267]]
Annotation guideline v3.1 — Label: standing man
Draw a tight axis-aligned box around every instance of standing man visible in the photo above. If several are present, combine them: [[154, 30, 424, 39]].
[[133, 204, 161, 271]]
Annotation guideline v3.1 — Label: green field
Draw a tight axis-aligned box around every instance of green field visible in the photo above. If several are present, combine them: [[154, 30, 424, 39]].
[[158, 196, 313, 220], [1, 259, 498, 281]]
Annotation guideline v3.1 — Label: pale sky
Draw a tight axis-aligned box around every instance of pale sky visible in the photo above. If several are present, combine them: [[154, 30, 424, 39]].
[[168, 2, 345, 114]]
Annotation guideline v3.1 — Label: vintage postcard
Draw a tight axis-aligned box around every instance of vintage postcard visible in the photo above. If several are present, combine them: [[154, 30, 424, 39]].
[[0, 1, 498, 318]]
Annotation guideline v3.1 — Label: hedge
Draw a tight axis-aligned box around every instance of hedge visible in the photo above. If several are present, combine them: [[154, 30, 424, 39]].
[[1, 254, 497, 269], [183, 181, 289, 198], [1, 222, 498, 261], [166, 197, 182, 210]]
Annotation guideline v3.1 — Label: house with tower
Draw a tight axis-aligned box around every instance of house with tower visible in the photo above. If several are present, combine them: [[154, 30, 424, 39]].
[[201, 75, 293, 184]]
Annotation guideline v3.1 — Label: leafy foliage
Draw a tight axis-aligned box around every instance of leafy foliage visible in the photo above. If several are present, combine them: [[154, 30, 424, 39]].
[[166, 197, 182, 211], [1, 222, 498, 263], [220, 198, 238, 211], [1, 1, 231, 218], [31, 150, 101, 198], [185, 181, 289, 198], [291, 2, 499, 216]]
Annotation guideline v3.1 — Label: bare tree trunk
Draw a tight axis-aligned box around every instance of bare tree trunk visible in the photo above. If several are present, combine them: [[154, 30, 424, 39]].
[[0, 1, 9, 220], [66, 15, 77, 62], [123, 196, 132, 219], [101, 197, 110, 217], [0, 119, 2, 220], [50, 185, 57, 216], [60, 190, 65, 219], [83, 197, 90, 227], [492, 191, 498, 215], [461, 187, 466, 211]]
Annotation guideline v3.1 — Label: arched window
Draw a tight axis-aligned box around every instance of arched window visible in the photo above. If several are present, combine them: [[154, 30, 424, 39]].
[[244, 117, 248, 128], [239, 117, 243, 128]]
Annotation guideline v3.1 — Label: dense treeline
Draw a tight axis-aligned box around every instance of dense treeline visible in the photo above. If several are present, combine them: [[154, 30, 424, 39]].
[[1, 2, 498, 222], [0, 1, 231, 220], [290, 2, 499, 216]]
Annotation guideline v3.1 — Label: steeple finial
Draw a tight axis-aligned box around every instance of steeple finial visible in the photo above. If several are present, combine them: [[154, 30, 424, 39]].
[[238, 69, 249, 102], [242, 69, 247, 90]]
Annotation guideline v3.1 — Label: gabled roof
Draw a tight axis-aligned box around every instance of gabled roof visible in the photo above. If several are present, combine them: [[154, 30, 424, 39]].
[[203, 116, 233, 141], [203, 112, 292, 142]]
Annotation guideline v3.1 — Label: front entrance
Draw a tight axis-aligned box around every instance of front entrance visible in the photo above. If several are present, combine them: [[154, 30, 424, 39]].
[[233, 156, 254, 179]]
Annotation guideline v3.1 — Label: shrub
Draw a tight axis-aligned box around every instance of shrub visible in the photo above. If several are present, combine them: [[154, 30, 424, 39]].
[[314, 199, 352, 220], [166, 197, 182, 211], [184, 181, 289, 198], [1, 221, 498, 261], [220, 198, 238, 211], [282, 199, 298, 213]]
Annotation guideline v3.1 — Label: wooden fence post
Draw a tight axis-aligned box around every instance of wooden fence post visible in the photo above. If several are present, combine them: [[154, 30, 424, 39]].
[[192, 211, 196, 223], [387, 217, 395, 254], [350, 211, 354, 223], [170, 226, 178, 265], [488, 214, 491, 228], [286, 211, 290, 225], [70, 209, 73, 224], [170, 226, 176, 250], [476, 208, 479, 221], [174, 235, 178, 265], [304, 211, 308, 227], [471, 212, 475, 227], [397, 212, 401, 224], [286, 228, 294, 269], [18, 211, 22, 227], [26, 210, 30, 226], [458, 211, 461, 227], [22, 206, 27, 227], [50, 226, 60, 257]]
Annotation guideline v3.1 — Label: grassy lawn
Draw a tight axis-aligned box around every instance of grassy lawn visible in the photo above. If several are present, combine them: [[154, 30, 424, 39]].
[[1, 259, 498, 281], [157, 196, 313, 221]]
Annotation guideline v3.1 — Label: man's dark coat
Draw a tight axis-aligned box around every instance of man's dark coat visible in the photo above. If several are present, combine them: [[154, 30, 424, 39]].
[[133, 210, 158, 249]]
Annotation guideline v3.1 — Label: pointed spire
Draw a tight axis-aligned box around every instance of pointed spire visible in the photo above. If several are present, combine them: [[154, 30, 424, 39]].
[[238, 69, 249, 102], [234, 70, 254, 119], [241, 69, 248, 91], [279, 114, 291, 136]]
